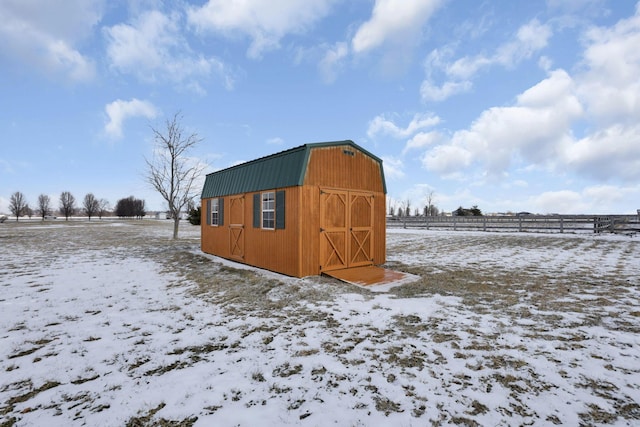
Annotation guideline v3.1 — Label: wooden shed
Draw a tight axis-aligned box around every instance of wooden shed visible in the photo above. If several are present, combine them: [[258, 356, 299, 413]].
[[200, 140, 386, 278]]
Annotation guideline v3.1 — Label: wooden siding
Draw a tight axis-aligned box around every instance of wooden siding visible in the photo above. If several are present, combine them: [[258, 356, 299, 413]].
[[303, 145, 385, 193], [202, 187, 384, 277], [373, 194, 386, 265], [202, 187, 303, 277], [299, 186, 320, 276], [298, 186, 386, 276]]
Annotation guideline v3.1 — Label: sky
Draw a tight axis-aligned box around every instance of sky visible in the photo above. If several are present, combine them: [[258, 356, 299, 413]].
[[1, 0, 640, 215]]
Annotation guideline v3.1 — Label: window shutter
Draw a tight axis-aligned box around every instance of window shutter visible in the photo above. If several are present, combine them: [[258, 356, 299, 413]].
[[206, 199, 211, 225], [219, 198, 224, 226], [276, 190, 285, 229], [253, 193, 260, 228]]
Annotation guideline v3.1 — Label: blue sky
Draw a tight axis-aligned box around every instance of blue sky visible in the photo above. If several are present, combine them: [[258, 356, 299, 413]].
[[1, 0, 639, 215]]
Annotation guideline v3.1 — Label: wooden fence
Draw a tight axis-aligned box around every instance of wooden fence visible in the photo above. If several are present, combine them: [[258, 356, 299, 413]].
[[387, 214, 640, 235]]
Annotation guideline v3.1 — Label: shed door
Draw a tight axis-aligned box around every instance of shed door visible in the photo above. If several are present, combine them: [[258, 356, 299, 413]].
[[229, 195, 244, 259], [320, 188, 374, 272], [348, 191, 374, 268]]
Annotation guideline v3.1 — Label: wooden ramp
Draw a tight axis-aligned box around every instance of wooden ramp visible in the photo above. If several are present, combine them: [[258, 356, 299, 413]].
[[323, 266, 420, 292]]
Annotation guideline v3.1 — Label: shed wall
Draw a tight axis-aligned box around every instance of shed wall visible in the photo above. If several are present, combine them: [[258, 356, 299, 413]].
[[201, 186, 303, 277], [299, 186, 320, 276], [298, 185, 386, 276], [303, 145, 385, 193]]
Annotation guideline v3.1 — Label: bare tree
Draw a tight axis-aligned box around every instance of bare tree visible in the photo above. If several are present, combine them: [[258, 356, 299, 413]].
[[37, 194, 52, 220], [425, 190, 437, 217], [9, 191, 27, 221], [59, 191, 76, 221], [83, 193, 100, 220], [98, 199, 110, 219], [387, 197, 395, 217], [145, 112, 205, 239]]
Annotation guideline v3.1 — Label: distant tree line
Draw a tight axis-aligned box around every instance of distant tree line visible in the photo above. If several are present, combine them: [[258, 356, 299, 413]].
[[387, 190, 441, 217], [386, 191, 484, 218], [5, 191, 142, 221]]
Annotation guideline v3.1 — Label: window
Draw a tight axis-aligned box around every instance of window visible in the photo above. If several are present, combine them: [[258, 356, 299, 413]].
[[262, 192, 275, 229], [253, 191, 284, 230], [206, 198, 224, 226], [210, 198, 219, 226]]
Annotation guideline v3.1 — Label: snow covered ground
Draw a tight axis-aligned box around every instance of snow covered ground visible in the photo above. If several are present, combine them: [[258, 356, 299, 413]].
[[1, 220, 639, 426]]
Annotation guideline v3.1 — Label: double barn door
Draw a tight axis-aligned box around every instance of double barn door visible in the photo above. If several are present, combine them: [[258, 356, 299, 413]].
[[320, 188, 374, 272]]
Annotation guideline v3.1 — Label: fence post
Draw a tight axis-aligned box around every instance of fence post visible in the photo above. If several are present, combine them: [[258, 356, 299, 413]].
[[560, 217, 564, 233], [483, 217, 487, 232], [518, 216, 522, 232], [453, 216, 457, 231]]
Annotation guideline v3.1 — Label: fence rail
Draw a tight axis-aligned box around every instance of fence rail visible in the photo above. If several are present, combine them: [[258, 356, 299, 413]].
[[387, 214, 640, 235]]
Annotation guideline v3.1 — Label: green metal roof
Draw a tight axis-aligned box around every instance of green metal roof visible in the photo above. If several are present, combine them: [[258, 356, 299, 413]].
[[201, 140, 386, 198]]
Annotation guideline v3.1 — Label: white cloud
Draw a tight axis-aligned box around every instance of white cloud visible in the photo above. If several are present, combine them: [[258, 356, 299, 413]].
[[421, 144, 472, 178], [564, 124, 640, 181], [421, 19, 552, 102], [577, 4, 640, 126], [0, 0, 101, 81], [582, 184, 636, 210], [527, 184, 640, 214], [447, 19, 552, 79], [445, 55, 492, 81], [529, 190, 587, 214], [494, 19, 553, 67], [420, 79, 472, 102], [104, 99, 158, 139], [367, 113, 440, 139], [187, 0, 335, 59], [381, 156, 405, 180], [422, 69, 583, 177], [558, 4, 640, 182], [351, 0, 442, 54], [538, 56, 553, 71], [403, 131, 441, 154], [422, 7, 640, 186], [420, 47, 473, 101], [319, 42, 349, 84], [105, 10, 233, 92]]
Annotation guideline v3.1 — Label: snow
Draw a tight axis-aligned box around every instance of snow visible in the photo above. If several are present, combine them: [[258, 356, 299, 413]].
[[1, 221, 639, 426]]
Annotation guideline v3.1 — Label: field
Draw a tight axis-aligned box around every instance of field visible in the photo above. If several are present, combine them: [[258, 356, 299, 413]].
[[1, 220, 639, 426]]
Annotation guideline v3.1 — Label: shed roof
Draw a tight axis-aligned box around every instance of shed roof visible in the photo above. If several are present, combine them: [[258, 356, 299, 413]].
[[201, 140, 386, 198]]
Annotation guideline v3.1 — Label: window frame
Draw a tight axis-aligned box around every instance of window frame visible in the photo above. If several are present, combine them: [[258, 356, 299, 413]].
[[210, 198, 220, 226], [261, 191, 275, 230]]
